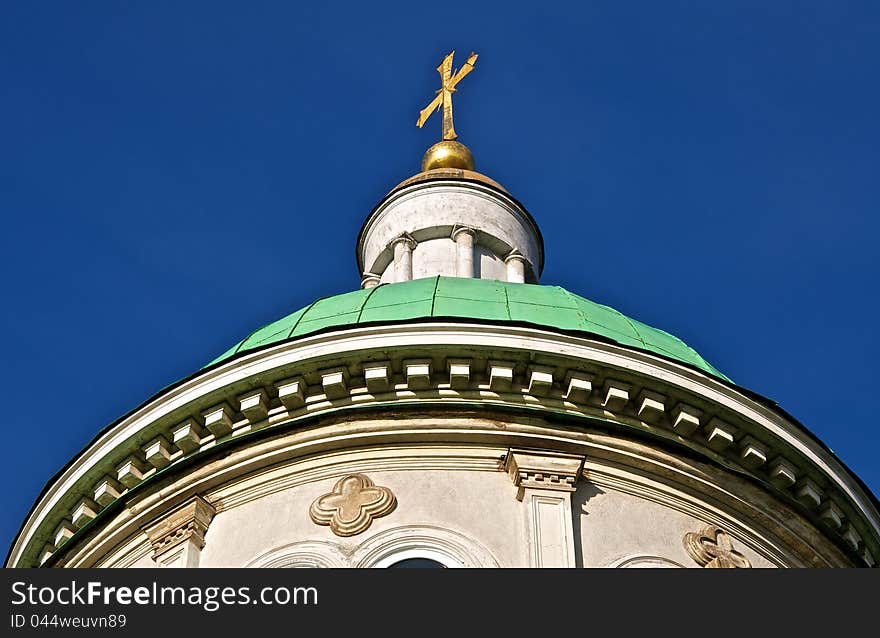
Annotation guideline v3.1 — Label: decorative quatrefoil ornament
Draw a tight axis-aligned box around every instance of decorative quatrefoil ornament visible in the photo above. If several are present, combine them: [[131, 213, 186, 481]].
[[309, 474, 397, 537], [683, 524, 752, 568]]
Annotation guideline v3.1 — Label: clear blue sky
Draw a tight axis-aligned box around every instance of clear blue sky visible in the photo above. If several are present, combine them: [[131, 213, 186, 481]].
[[2, 1, 878, 553]]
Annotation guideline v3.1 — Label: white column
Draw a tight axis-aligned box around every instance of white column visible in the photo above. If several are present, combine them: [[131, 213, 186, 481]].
[[143, 496, 215, 568], [506, 449, 585, 568], [451, 226, 476, 278], [505, 250, 527, 284], [391, 235, 416, 282]]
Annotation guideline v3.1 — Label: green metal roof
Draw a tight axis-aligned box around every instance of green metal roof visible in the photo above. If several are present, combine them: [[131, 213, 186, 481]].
[[208, 276, 728, 380]]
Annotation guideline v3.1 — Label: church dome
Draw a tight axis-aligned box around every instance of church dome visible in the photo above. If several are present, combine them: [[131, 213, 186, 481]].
[[209, 276, 726, 381], [10, 50, 878, 571]]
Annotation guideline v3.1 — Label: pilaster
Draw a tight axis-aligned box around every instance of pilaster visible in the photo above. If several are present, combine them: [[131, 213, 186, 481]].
[[505, 449, 585, 567], [143, 496, 216, 568]]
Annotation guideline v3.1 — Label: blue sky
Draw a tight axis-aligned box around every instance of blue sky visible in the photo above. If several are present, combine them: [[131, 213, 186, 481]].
[[2, 1, 878, 554]]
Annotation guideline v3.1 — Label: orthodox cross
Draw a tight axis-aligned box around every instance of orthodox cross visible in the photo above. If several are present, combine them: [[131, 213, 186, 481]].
[[416, 50, 478, 141]]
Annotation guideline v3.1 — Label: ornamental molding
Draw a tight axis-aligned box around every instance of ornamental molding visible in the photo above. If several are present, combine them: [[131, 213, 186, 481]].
[[505, 449, 585, 498], [309, 474, 396, 537], [11, 322, 878, 568], [609, 554, 686, 568], [389, 232, 417, 250], [350, 524, 501, 568], [360, 272, 381, 289], [246, 525, 501, 568], [142, 495, 215, 559], [212, 447, 500, 513], [684, 524, 752, 568], [245, 541, 348, 568], [48, 433, 848, 567], [504, 248, 527, 264], [93, 532, 153, 568], [450, 224, 476, 241], [583, 456, 794, 567]]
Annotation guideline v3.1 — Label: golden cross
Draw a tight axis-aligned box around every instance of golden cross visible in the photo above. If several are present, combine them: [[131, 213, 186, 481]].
[[416, 50, 478, 141]]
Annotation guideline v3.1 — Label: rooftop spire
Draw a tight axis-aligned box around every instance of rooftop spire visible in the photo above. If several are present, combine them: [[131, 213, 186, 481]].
[[355, 48, 543, 290], [416, 50, 478, 171]]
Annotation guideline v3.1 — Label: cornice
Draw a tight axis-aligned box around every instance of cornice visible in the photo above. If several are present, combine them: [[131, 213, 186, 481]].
[[9, 322, 879, 568]]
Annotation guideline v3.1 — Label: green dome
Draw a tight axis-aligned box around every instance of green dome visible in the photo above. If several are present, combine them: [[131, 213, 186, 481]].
[[209, 276, 727, 380]]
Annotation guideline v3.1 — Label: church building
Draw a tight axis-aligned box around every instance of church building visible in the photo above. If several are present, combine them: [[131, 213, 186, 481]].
[[8, 52, 878, 568]]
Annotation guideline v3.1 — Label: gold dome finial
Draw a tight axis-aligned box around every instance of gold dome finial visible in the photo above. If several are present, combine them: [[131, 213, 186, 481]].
[[416, 50, 478, 171], [421, 140, 475, 171]]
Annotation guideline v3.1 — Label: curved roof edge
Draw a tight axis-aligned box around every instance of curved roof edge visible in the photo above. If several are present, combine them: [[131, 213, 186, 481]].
[[8, 318, 880, 566], [207, 277, 729, 381]]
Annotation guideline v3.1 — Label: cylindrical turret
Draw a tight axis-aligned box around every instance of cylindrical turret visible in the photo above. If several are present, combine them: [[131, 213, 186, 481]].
[[358, 143, 544, 287]]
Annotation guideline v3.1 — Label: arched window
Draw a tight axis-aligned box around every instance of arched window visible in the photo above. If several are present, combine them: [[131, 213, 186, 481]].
[[370, 547, 461, 568], [245, 541, 347, 568], [246, 526, 501, 568], [351, 526, 500, 568], [609, 555, 685, 568], [387, 557, 446, 568]]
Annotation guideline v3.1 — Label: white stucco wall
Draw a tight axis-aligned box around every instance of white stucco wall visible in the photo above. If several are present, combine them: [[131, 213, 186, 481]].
[[102, 465, 780, 569], [575, 482, 776, 568], [198, 468, 524, 568]]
